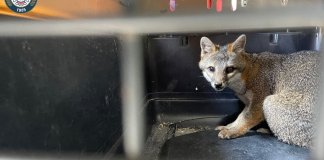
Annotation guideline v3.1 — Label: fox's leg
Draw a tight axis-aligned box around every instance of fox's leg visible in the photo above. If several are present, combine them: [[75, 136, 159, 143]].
[[217, 102, 265, 139], [215, 94, 250, 131], [215, 122, 234, 131], [263, 92, 314, 148]]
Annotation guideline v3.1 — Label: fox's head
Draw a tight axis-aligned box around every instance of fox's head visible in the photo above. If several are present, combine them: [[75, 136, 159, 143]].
[[199, 35, 247, 91]]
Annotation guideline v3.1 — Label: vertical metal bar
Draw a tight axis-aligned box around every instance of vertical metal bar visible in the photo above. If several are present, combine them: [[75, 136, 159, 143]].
[[120, 34, 145, 159], [315, 27, 322, 51]]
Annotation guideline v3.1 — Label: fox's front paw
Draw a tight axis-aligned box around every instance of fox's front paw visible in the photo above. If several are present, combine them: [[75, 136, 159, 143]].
[[215, 125, 227, 131], [218, 128, 245, 139]]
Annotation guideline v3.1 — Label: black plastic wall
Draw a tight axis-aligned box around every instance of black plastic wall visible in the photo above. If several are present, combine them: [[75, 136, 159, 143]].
[[0, 37, 122, 153]]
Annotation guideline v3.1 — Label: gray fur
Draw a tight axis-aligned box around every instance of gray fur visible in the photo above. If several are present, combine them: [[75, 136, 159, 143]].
[[199, 35, 320, 148], [262, 51, 319, 148]]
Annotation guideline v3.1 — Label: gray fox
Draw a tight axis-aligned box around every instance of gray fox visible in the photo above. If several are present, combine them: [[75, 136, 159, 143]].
[[199, 34, 320, 148]]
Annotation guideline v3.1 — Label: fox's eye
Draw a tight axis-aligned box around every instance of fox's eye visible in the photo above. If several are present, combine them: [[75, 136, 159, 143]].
[[208, 66, 215, 72], [225, 67, 235, 74]]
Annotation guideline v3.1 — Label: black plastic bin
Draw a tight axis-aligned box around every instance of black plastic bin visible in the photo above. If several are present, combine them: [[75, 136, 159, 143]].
[[141, 28, 320, 160], [0, 27, 320, 160]]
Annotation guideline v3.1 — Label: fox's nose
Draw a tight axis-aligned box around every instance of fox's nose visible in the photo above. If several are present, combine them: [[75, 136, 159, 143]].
[[215, 83, 223, 90]]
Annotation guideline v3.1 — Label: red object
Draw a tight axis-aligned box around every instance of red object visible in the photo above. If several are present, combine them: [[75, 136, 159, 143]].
[[216, 0, 222, 12], [207, 0, 212, 9]]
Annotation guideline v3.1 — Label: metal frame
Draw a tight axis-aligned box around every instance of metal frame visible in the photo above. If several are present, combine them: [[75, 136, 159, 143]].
[[0, 6, 323, 36], [0, 2, 323, 160]]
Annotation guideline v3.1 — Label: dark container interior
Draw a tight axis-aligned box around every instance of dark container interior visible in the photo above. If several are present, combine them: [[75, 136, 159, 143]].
[[0, 37, 122, 155], [0, 27, 320, 159], [142, 28, 320, 160]]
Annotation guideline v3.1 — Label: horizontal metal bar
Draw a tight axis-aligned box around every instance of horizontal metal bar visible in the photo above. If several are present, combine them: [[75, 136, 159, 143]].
[[0, 6, 323, 36]]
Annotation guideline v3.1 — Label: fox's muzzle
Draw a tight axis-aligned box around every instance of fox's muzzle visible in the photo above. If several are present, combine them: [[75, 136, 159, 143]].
[[212, 83, 225, 91]]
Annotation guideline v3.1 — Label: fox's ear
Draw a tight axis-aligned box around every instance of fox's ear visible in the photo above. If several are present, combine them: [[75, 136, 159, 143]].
[[232, 34, 246, 53], [200, 37, 217, 56]]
